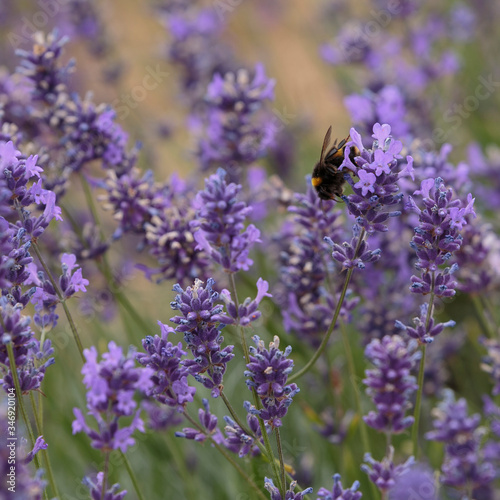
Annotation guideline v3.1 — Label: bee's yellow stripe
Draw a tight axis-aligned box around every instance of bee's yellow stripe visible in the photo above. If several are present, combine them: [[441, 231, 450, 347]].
[[311, 177, 322, 187]]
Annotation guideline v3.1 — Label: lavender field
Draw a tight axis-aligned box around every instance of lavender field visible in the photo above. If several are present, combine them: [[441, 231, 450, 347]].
[[1, 1, 500, 499]]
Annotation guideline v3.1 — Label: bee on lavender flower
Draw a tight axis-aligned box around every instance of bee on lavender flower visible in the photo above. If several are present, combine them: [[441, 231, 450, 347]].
[[311, 126, 358, 201]]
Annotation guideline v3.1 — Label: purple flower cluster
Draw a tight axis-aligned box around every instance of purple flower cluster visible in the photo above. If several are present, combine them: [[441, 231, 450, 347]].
[[72, 342, 154, 452], [363, 335, 419, 434], [0, 297, 55, 393], [408, 177, 475, 298], [223, 413, 262, 458], [170, 278, 234, 397], [395, 303, 456, 345], [316, 474, 362, 500], [175, 398, 223, 444], [325, 229, 381, 270], [82, 472, 127, 500], [197, 64, 276, 178], [136, 322, 196, 411], [425, 391, 495, 493], [274, 180, 359, 343], [341, 123, 412, 234], [191, 168, 260, 273], [244, 335, 299, 429], [264, 478, 313, 500], [27, 253, 89, 332], [361, 448, 414, 494]]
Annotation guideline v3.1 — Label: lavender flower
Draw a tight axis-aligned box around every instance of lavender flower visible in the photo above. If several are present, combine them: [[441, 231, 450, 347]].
[[223, 413, 262, 457], [388, 465, 437, 500], [395, 303, 456, 345], [136, 321, 196, 411], [361, 447, 414, 494], [316, 474, 362, 499], [0, 297, 55, 393], [175, 398, 224, 444], [408, 177, 475, 298], [170, 278, 234, 397], [363, 335, 420, 434], [425, 390, 495, 493], [27, 253, 89, 331], [197, 64, 276, 178], [82, 472, 127, 500], [72, 342, 154, 452], [325, 229, 381, 270], [264, 478, 313, 500], [191, 168, 261, 273], [245, 335, 299, 429], [220, 277, 272, 325], [340, 124, 411, 234]]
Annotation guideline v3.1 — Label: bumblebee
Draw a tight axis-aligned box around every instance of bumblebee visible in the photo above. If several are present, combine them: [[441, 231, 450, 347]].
[[311, 126, 357, 201]]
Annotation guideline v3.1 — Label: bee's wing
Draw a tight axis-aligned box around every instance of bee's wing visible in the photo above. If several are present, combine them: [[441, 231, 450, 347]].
[[320, 126, 333, 164], [325, 134, 350, 161]]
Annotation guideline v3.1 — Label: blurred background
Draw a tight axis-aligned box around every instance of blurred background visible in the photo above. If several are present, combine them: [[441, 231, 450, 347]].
[[2, 0, 500, 499]]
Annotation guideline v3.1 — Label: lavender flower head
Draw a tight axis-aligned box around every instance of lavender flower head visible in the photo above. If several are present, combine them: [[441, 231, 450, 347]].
[[264, 478, 313, 500], [136, 321, 196, 411], [361, 447, 415, 493], [223, 412, 262, 458], [340, 123, 413, 234], [388, 465, 438, 500], [316, 473, 362, 499], [175, 398, 224, 444], [170, 278, 234, 397], [72, 342, 154, 452], [197, 64, 276, 176], [408, 177, 476, 298], [481, 338, 500, 396], [363, 335, 420, 434], [191, 168, 260, 273], [245, 335, 299, 429], [425, 390, 495, 492], [82, 472, 127, 500]]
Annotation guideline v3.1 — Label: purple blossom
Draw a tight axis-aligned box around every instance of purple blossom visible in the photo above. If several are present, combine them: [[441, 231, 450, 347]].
[[223, 413, 262, 457], [170, 278, 234, 397], [395, 303, 456, 344], [25, 436, 48, 464], [361, 447, 415, 493], [425, 390, 495, 492], [72, 342, 154, 453], [325, 231, 381, 271], [136, 321, 196, 411], [408, 177, 475, 298], [196, 65, 276, 178], [82, 472, 127, 500], [220, 277, 272, 325], [388, 465, 438, 500], [363, 335, 420, 434], [191, 168, 261, 273], [175, 398, 224, 444], [341, 124, 409, 234], [244, 335, 299, 429], [264, 478, 313, 500], [0, 297, 54, 393], [316, 474, 362, 499]]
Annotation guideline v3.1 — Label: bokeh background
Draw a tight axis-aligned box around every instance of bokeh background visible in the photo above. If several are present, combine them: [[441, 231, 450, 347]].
[[2, 0, 500, 499]]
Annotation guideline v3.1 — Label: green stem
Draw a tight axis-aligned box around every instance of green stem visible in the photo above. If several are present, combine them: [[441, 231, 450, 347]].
[[289, 229, 366, 383], [182, 411, 267, 500], [29, 392, 60, 499], [120, 451, 146, 500], [471, 294, 495, 339], [412, 272, 435, 458], [412, 344, 427, 459], [227, 273, 283, 495], [340, 323, 379, 500], [275, 428, 286, 493], [30, 243, 85, 361], [5, 342, 40, 469], [101, 452, 110, 500]]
